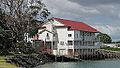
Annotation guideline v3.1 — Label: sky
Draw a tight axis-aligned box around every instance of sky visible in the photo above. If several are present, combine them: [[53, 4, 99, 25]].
[[42, 0, 120, 41]]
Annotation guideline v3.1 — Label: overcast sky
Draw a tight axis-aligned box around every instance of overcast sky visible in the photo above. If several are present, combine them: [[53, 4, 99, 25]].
[[43, 0, 120, 41]]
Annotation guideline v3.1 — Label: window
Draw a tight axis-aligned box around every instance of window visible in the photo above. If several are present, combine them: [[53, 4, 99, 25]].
[[60, 41, 64, 45], [74, 40, 80, 45], [77, 41, 79, 45], [46, 33, 50, 39], [76, 34, 78, 38], [88, 32, 90, 36], [68, 34, 72, 37], [90, 33, 92, 36], [80, 31, 83, 35], [74, 41, 77, 45], [53, 41, 55, 46], [86, 32, 89, 36], [68, 41, 73, 45], [79, 41, 81, 45]]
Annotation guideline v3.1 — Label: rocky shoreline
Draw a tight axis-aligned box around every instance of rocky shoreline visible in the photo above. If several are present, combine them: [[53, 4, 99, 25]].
[[6, 50, 120, 68], [7, 53, 54, 68], [78, 49, 120, 60]]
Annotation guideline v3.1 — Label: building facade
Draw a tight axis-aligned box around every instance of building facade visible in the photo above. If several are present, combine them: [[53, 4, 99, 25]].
[[36, 18, 101, 56]]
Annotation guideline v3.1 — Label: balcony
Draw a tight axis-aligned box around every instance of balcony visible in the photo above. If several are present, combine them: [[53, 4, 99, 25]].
[[67, 45, 74, 49]]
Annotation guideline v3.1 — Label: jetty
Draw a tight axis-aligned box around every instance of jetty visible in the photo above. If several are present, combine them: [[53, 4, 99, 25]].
[[77, 49, 120, 60]]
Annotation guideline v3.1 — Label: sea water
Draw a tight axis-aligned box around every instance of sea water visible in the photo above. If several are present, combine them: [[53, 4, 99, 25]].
[[35, 59, 120, 68]]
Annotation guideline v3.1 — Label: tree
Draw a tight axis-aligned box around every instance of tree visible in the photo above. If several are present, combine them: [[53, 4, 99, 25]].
[[0, 0, 51, 53], [0, 0, 51, 43], [0, 9, 12, 50], [97, 33, 112, 43], [0, 26, 13, 54]]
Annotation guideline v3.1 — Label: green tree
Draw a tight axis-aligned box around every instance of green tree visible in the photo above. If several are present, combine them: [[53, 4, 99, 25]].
[[0, 0, 51, 53], [0, 26, 12, 54], [97, 33, 112, 43], [0, 0, 51, 42]]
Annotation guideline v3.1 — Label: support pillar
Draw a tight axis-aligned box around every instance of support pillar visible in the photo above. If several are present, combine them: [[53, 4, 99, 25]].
[[73, 48, 74, 56]]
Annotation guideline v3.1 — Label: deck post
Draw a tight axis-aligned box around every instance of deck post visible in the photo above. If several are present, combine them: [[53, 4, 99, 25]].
[[73, 48, 74, 57]]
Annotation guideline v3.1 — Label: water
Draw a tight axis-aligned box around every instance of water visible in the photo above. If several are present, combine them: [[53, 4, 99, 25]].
[[36, 59, 120, 68]]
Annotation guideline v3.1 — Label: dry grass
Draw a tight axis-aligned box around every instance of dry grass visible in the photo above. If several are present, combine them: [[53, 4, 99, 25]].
[[0, 56, 17, 68]]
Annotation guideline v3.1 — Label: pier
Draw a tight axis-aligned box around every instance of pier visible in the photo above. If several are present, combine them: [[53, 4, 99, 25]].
[[78, 49, 120, 60]]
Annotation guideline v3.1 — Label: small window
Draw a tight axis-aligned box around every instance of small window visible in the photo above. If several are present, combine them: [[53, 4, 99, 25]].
[[77, 41, 79, 45], [53, 41, 55, 45], [80, 31, 83, 35], [60, 41, 64, 45], [90, 33, 92, 36], [68, 41, 73, 45], [76, 34, 78, 38], [74, 40, 77, 45], [75, 34, 78, 38], [79, 41, 81, 45], [46, 33, 50, 39], [68, 34, 72, 37]]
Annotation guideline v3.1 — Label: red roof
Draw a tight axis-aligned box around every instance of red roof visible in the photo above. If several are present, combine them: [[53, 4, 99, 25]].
[[53, 18, 99, 33]]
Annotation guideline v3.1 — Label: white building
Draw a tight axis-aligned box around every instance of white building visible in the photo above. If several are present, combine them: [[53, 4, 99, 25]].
[[102, 43, 120, 48], [36, 18, 101, 56]]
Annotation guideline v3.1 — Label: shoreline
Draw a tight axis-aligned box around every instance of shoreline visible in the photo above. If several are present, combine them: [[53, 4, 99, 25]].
[[36, 59, 120, 68], [2, 49, 120, 68]]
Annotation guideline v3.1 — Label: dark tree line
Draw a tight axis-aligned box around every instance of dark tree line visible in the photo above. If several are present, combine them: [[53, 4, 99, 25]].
[[97, 33, 112, 43]]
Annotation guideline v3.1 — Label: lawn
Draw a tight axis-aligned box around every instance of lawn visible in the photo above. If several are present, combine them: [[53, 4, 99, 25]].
[[101, 47, 120, 51], [0, 56, 16, 68]]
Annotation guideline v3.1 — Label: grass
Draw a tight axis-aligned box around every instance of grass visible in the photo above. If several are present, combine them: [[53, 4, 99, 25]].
[[0, 56, 17, 68], [101, 47, 120, 51]]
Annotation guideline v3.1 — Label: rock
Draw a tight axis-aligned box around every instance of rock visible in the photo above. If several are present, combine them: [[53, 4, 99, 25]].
[[8, 53, 54, 67]]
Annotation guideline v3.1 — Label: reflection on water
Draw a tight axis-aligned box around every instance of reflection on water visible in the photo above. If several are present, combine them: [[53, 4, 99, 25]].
[[36, 59, 120, 68]]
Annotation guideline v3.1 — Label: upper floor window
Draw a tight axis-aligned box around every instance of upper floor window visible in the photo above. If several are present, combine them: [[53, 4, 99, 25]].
[[74, 41, 77, 45], [68, 41, 73, 45], [68, 34, 72, 37], [74, 40, 78, 45], [75, 34, 79, 38], [76, 34, 78, 38], [90, 33, 92, 36], [46, 33, 50, 39]]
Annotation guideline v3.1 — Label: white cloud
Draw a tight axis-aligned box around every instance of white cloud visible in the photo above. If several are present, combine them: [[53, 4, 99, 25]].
[[43, 0, 100, 16], [42, 0, 120, 41], [93, 24, 120, 41], [95, 4, 120, 17], [43, 0, 120, 19], [70, 0, 120, 6]]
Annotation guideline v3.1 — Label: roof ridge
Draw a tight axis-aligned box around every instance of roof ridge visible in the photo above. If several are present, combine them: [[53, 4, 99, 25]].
[[53, 18, 99, 33]]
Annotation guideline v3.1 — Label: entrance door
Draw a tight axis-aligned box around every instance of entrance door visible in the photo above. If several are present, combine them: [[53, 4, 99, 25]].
[[68, 49, 73, 56]]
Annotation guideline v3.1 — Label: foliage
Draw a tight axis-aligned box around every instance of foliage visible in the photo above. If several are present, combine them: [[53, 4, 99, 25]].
[[101, 47, 120, 51], [0, 10, 13, 55], [0, 26, 4, 33], [0, 0, 51, 42], [0, 0, 51, 54], [97, 33, 112, 43], [116, 41, 120, 43], [0, 26, 13, 55], [29, 28, 38, 37], [13, 42, 36, 54]]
